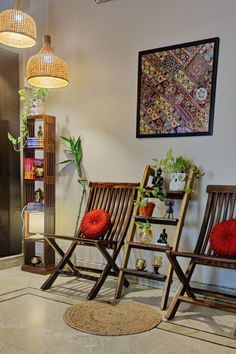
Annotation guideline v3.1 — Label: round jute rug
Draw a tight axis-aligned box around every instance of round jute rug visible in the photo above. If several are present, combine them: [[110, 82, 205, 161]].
[[63, 300, 162, 336]]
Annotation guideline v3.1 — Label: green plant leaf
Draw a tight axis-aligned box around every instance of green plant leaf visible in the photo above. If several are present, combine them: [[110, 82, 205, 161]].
[[58, 159, 73, 165], [60, 136, 71, 143]]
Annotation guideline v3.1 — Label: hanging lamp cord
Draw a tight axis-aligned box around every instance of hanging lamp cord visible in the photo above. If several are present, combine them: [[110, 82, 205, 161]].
[[13, 0, 20, 10]]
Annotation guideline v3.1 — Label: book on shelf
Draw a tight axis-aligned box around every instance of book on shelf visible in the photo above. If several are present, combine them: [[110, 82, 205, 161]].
[[24, 158, 44, 179], [26, 137, 44, 148], [25, 202, 45, 211]]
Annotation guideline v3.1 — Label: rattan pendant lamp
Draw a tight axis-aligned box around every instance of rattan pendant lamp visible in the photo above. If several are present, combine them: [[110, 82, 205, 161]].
[[26, 34, 69, 89], [0, 0, 36, 48]]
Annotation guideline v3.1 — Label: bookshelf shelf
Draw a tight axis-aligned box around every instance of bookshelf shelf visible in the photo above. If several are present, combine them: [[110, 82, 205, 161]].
[[22, 114, 55, 275]]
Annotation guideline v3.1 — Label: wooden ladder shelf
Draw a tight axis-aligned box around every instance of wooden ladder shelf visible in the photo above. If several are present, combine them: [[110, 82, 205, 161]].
[[115, 165, 195, 310]]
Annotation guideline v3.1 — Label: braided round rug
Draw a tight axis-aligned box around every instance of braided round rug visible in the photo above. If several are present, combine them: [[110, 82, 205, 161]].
[[63, 300, 162, 336]]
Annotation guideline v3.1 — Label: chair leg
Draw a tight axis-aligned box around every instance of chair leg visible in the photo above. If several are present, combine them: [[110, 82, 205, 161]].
[[166, 252, 197, 299], [98, 244, 129, 287], [45, 238, 75, 271], [165, 260, 196, 320], [87, 263, 112, 300], [41, 241, 77, 290], [86, 244, 129, 300]]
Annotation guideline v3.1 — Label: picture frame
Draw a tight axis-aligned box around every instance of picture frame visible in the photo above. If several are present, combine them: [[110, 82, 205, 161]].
[[136, 37, 219, 138]]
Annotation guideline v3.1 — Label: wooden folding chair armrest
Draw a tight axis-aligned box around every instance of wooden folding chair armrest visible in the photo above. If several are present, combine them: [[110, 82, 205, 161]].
[[43, 233, 76, 242], [44, 233, 117, 248], [167, 251, 236, 265]]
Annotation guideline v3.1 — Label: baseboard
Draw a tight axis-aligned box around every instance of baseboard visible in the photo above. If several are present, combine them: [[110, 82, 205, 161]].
[[0, 254, 24, 270]]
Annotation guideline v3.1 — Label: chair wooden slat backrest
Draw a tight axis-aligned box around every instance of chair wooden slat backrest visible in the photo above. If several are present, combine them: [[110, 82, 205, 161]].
[[77, 182, 138, 247], [165, 185, 236, 331], [41, 181, 139, 300], [195, 185, 236, 257]]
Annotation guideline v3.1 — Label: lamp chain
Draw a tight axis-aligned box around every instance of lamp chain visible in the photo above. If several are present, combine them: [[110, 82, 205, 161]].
[[13, 0, 20, 10]]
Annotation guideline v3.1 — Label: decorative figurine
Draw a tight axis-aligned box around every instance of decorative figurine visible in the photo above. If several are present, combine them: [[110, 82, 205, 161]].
[[157, 228, 168, 245], [31, 256, 42, 266], [152, 167, 164, 191], [34, 188, 44, 203], [152, 256, 163, 274], [135, 258, 146, 271], [169, 172, 186, 191], [164, 199, 174, 218], [37, 125, 43, 138]]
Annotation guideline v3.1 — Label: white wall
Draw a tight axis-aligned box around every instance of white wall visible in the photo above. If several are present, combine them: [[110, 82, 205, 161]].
[[21, 0, 236, 288]]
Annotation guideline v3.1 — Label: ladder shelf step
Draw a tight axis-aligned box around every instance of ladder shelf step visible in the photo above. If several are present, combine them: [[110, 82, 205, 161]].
[[122, 268, 167, 281], [127, 241, 171, 252], [135, 216, 178, 225]]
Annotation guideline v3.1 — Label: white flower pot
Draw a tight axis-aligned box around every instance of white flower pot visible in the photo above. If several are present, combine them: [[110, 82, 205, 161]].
[[29, 99, 45, 115], [169, 173, 186, 191]]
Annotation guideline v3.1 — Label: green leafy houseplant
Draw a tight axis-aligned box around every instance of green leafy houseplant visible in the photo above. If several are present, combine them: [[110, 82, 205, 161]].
[[135, 219, 153, 243], [8, 87, 49, 152], [59, 136, 87, 235], [153, 148, 204, 178], [134, 186, 166, 208], [135, 219, 152, 231]]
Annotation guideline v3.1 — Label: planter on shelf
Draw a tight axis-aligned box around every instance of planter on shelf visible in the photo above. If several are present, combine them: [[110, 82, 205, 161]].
[[169, 173, 186, 192], [30, 98, 45, 115], [135, 220, 153, 244], [138, 229, 153, 243], [139, 201, 155, 217]]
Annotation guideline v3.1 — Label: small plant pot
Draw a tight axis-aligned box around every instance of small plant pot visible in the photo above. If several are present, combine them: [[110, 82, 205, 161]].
[[139, 202, 155, 216], [138, 229, 153, 243], [30, 99, 45, 115], [169, 173, 186, 192]]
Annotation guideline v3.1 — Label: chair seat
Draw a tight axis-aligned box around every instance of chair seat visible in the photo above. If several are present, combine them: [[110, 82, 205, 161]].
[[169, 251, 236, 268], [44, 233, 118, 248]]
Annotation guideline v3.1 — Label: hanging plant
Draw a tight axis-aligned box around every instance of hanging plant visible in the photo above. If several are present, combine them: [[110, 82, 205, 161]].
[[8, 87, 48, 152], [59, 136, 87, 235]]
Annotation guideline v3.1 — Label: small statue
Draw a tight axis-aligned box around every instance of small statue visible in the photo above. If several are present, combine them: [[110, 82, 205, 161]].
[[164, 199, 174, 218], [34, 188, 44, 203], [152, 256, 163, 274], [37, 125, 43, 138], [157, 228, 168, 245], [152, 167, 164, 191], [135, 258, 146, 271]]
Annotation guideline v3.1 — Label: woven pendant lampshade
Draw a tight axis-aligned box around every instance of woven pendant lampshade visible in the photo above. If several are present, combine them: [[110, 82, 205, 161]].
[[27, 34, 69, 89], [0, 0, 36, 48]]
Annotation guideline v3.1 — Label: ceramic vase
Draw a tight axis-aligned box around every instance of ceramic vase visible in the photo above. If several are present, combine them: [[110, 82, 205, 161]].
[[169, 173, 186, 191]]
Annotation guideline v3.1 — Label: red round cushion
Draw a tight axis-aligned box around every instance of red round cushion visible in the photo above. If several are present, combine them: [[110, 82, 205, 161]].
[[210, 219, 236, 257], [80, 209, 111, 239]]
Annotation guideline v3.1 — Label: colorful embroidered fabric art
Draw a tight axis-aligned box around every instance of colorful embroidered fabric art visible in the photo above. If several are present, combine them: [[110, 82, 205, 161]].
[[136, 38, 219, 137]]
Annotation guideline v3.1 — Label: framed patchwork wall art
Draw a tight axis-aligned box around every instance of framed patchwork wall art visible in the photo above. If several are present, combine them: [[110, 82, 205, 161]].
[[136, 37, 219, 138]]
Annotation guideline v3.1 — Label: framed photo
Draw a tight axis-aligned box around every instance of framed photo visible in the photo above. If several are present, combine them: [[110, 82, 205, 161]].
[[136, 37, 219, 138]]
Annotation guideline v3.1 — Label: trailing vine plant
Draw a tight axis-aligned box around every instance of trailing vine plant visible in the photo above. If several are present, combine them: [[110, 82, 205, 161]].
[[59, 136, 87, 235], [8, 87, 48, 152]]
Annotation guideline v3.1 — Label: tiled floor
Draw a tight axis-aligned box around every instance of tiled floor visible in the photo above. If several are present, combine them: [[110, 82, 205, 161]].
[[0, 266, 235, 354]]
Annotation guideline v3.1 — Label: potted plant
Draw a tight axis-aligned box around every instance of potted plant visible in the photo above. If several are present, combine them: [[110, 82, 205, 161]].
[[134, 186, 166, 217], [59, 136, 87, 235], [153, 148, 204, 192], [8, 87, 49, 151], [135, 220, 153, 243], [19, 87, 48, 116]]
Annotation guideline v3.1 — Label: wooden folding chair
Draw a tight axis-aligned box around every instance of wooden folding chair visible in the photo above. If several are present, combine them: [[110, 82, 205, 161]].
[[165, 185, 236, 335], [41, 182, 138, 300]]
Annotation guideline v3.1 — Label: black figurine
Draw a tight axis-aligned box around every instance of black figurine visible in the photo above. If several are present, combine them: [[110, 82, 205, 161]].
[[157, 228, 168, 244], [152, 167, 164, 191], [164, 199, 174, 219], [37, 125, 43, 138], [34, 188, 44, 203]]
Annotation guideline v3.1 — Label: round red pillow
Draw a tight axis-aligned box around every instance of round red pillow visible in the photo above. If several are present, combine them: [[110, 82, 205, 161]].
[[80, 209, 111, 239], [210, 219, 236, 257]]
